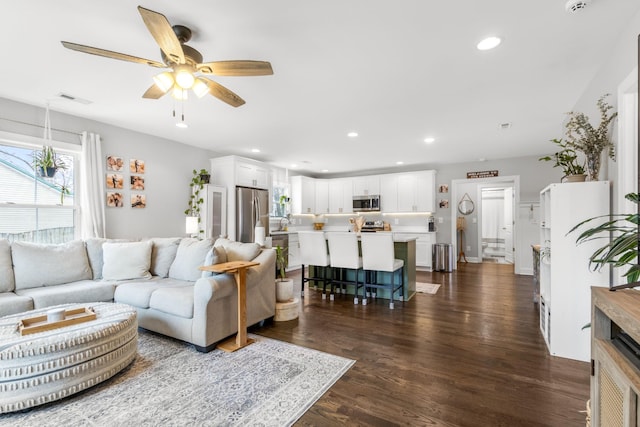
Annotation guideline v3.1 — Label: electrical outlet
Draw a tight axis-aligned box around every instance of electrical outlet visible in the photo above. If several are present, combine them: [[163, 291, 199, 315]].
[[472, 218, 477, 223], [466, 246, 471, 251], [438, 217, 443, 224], [394, 218, 399, 225]]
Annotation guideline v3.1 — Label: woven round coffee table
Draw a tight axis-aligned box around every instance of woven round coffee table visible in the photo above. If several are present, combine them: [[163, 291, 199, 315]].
[[0, 302, 138, 413]]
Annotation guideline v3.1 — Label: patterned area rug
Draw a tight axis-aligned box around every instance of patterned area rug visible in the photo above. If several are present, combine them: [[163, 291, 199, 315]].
[[2, 332, 355, 426], [415, 282, 441, 294]]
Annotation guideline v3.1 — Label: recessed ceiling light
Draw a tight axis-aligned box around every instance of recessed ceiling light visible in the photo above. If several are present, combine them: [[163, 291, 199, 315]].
[[478, 158, 487, 162], [321, 169, 329, 173], [424, 137, 435, 144], [477, 36, 502, 51], [347, 132, 358, 138], [175, 122, 188, 129], [396, 161, 404, 165], [290, 163, 298, 168], [251, 148, 261, 153]]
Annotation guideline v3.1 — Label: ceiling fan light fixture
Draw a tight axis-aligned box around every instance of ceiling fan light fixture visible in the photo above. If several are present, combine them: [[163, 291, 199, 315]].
[[171, 86, 188, 100], [192, 78, 210, 98], [174, 65, 195, 89], [153, 71, 174, 93]]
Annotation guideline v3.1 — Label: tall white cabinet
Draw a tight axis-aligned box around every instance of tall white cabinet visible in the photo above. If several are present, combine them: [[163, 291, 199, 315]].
[[539, 181, 609, 362]]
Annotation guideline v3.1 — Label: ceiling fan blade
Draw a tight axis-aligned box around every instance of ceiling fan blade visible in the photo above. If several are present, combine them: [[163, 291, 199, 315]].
[[142, 84, 167, 99], [137, 6, 185, 64], [61, 41, 166, 68], [203, 79, 246, 107], [197, 60, 273, 76]]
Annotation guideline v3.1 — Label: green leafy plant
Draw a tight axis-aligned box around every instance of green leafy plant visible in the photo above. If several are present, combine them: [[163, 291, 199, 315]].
[[564, 93, 617, 162], [275, 245, 288, 280], [183, 169, 210, 234], [570, 192, 640, 284], [33, 145, 67, 176], [539, 138, 585, 178]]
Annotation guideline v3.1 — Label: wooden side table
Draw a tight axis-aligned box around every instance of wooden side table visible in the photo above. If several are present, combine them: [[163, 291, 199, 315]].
[[199, 260, 260, 352]]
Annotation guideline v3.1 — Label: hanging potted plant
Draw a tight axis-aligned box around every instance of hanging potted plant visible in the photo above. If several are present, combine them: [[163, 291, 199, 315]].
[[539, 138, 586, 182], [275, 245, 294, 302], [563, 93, 618, 181], [33, 145, 66, 178], [183, 169, 209, 236]]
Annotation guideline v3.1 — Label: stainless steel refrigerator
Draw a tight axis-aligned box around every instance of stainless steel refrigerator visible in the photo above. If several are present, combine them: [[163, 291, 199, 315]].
[[236, 186, 269, 243]]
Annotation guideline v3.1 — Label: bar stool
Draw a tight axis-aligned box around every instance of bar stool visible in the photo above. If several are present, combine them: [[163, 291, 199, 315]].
[[327, 232, 364, 304], [298, 231, 332, 298], [360, 232, 404, 309]]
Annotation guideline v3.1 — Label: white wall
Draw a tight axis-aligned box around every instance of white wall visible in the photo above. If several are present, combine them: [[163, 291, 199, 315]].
[[0, 98, 217, 239]]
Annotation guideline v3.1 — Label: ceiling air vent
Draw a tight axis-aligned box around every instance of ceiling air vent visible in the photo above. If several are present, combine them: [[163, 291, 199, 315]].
[[56, 92, 92, 105], [565, 0, 589, 13], [499, 122, 512, 130]]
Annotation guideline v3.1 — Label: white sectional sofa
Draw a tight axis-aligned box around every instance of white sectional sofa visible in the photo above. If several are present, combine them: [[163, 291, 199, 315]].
[[0, 237, 276, 352]]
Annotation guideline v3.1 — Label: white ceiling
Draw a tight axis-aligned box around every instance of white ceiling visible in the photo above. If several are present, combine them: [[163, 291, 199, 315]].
[[1, 1, 639, 176]]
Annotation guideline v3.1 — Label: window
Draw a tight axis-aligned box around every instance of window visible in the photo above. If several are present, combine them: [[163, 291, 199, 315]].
[[270, 167, 290, 218], [0, 139, 77, 244]]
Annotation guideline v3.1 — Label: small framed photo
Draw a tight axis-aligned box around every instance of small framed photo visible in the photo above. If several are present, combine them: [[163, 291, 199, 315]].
[[130, 175, 145, 191], [106, 192, 124, 208], [106, 156, 124, 172], [106, 173, 124, 189], [438, 184, 449, 193], [131, 194, 146, 209], [439, 199, 449, 209], [130, 159, 145, 174]]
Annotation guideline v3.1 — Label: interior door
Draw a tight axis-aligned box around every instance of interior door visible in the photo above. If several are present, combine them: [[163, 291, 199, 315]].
[[503, 187, 514, 263]]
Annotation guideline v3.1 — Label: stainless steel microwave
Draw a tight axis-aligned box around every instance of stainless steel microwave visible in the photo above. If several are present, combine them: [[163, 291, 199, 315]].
[[353, 195, 380, 212]]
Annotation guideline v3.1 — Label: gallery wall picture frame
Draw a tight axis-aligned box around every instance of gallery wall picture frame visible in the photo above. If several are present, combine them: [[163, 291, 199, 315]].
[[130, 159, 145, 174], [106, 173, 124, 189], [106, 192, 124, 208], [439, 184, 449, 193], [439, 199, 449, 209], [131, 194, 146, 209], [130, 175, 145, 191], [106, 156, 124, 172]]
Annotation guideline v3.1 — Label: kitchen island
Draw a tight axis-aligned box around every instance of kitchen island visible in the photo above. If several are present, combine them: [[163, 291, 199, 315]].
[[305, 233, 417, 302]]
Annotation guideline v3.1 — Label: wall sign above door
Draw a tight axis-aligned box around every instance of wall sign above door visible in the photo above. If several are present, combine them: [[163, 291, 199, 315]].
[[467, 170, 499, 179]]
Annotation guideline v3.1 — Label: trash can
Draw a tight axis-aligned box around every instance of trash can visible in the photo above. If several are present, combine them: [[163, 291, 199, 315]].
[[432, 243, 453, 272]]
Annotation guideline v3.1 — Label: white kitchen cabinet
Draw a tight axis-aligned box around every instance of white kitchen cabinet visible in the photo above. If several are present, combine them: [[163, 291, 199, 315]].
[[235, 160, 270, 189], [287, 233, 301, 271], [397, 174, 416, 212], [290, 176, 316, 214], [315, 179, 330, 214], [380, 175, 398, 212], [539, 181, 609, 362], [352, 175, 380, 196], [393, 232, 434, 269], [415, 170, 436, 212], [329, 178, 353, 214]]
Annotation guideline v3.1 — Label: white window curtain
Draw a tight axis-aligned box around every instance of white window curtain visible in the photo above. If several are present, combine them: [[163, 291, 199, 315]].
[[79, 131, 105, 238]]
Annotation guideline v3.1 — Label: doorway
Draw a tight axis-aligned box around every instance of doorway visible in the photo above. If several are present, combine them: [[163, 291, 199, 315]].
[[479, 187, 513, 264]]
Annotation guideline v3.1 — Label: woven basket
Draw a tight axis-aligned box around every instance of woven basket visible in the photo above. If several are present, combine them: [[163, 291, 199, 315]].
[[456, 216, 466, 231]]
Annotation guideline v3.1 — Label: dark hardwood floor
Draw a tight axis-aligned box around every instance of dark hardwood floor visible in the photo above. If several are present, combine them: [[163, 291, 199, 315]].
[[253, 262, 590, 427]]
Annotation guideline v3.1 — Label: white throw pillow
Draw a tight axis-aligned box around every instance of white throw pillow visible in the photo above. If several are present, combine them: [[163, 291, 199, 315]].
[[102, 241, 152, 281], [169, 238, 215, 282], [145, 237, 181, 278], [201, 246, 228, 278]]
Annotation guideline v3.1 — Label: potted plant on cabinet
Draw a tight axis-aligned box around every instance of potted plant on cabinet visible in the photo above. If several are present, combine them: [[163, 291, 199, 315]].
[[183, 169, 209, 237], [539, 138, 586, 182], [275, 245, 294, 302], [563, 94, 617, 181], [33, 145, 66, 178]]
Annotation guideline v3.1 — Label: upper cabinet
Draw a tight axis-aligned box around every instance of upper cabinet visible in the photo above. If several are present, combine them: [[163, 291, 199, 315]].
[[290, 175, 316, 214], [211, 155, 270, 190], [315, 179, 330, 214], [352, 176, 380, 196], [329, 178, 353, 214], [381, 171, 436, 213]]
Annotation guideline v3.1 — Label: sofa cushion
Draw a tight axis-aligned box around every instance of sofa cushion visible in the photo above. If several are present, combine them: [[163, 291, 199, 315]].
[[15, 280, 116, 309], [149, 286, 194, 319], [201, 246, 227, 278], [0, 239, 14, 292], [215, 238, 261, 262], [0, 292, 33, 317], [102, 241, 152, 281], [12, 240, 92, 290], [145, 237, 181, 278], [85, 238, 132, 279], [169, 238, 214, 282], [114, 277, 193, 309]]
